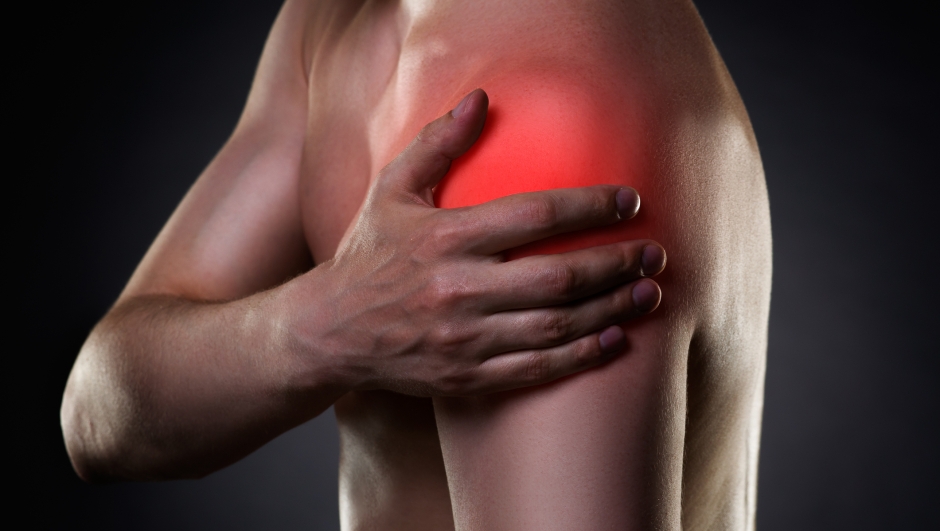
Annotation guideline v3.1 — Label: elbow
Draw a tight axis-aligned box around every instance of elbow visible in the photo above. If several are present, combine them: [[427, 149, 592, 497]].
[[61, 380, 153, 483], [63, 442, 110, 485], [60, 389, 115, 484], [60, 357, 209, 483], [60, 340, 132, 483], [61, 401, 200, 483]]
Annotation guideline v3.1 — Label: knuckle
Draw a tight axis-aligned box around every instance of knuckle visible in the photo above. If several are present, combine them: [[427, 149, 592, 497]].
[[601, 242, 640, 280], [600, 287, 628, 318], [415, 117, 457, 156], [615, 244, 641, 277], [425, 270, 475, 311], [617, 283, 639, 312], [424, 279, 450, 311], [429, 321, 463, 350], [428, 319, 479, 354], [426, 219, 463, 252], [589, 189, 613, 219], [541, 309, 573, 342], [415, 121, 441, 147], [521, 352, 550, 383], [545, 261, 580, 299], [573, 338, 601, 367], [522, 195, 560, 229]]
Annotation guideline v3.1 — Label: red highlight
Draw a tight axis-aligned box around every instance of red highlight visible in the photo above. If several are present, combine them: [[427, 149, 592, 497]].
[[434, 83, 650, 259]]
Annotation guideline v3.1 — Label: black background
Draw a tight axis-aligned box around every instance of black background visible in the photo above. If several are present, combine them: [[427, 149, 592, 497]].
[[12, 0, 937, 529]]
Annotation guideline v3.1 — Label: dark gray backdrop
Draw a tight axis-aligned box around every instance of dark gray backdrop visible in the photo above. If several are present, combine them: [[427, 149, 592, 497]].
[[14, 0, 937, 529]]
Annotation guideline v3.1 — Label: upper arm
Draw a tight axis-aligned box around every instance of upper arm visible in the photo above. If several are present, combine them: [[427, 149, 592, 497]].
[[434, 323, 690, 531], [431, 66, 769, 529], [430, 74, 693, 529], [121, 0, 312, 302]]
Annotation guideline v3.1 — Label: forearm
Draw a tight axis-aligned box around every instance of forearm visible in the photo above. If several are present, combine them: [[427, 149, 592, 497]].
[[60, 280, 344, 482]]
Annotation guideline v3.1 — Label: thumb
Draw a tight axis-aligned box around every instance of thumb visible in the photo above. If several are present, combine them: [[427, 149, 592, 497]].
[[381, 89, 488, 202]]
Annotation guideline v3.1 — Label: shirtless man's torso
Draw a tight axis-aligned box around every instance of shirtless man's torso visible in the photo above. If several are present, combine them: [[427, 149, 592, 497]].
[[62, 1, 771, 530], [292, 1, 771, 529]]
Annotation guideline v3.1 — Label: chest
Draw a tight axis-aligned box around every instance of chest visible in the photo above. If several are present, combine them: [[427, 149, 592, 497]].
[[296, 11, 456, 263], [296, 1, 659, 264]]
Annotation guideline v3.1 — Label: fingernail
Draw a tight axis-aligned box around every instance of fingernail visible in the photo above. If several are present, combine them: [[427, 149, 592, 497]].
[[452, 91, 475, 118], [598, 326, 626, 354], [616, 188, 640, 219], [632, 279, 661, 313], [641, 244, 666, 276]]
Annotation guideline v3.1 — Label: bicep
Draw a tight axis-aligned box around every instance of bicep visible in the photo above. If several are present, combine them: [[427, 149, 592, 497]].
[[122, 0, 311, 302]]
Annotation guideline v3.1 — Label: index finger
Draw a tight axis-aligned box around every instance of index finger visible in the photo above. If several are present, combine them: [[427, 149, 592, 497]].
[[447, 186, 640, 255]]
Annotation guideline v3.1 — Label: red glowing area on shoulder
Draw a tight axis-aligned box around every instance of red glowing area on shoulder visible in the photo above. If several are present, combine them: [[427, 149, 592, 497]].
[[434, 81, 651, 258]]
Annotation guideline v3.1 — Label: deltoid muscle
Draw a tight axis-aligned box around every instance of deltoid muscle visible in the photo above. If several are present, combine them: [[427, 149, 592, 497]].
[[435, 73, 653, 259]]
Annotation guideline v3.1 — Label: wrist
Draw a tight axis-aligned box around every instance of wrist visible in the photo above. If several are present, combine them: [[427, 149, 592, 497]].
[[266, 263, 354, 404]]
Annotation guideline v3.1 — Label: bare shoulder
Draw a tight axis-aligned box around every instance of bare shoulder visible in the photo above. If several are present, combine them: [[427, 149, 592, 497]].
[[421, 3, 771, 529]]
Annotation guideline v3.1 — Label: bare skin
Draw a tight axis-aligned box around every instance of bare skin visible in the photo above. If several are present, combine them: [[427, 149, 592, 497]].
[[296, 1, 770, 530], [61, 1, 663, 483], [62, 0, 771, 530]]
